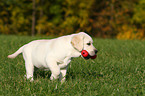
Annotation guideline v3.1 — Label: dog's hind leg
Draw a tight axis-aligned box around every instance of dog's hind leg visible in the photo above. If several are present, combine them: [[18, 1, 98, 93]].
[[25, 61, 34, 81], [23, 52, 34, 81]]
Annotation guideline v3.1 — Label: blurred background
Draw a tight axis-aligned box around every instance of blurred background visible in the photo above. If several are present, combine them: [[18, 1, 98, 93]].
[[0, 0, 145, 39]]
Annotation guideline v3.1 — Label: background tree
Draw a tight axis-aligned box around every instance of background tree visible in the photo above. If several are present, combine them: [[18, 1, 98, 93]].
[[32, 0, 36, 36]]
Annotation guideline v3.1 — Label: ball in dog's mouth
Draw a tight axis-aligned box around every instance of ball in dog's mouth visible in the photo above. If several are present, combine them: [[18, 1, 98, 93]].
[[81, 50, 97, 59]]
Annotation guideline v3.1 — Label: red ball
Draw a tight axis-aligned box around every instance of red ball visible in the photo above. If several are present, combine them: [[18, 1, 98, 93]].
[[90, 55, 97, 59], [81, 50, 89, 57]]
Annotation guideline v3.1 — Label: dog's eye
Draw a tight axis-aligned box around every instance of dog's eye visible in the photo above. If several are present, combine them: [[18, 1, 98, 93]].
[[87, 43, 91, 46]]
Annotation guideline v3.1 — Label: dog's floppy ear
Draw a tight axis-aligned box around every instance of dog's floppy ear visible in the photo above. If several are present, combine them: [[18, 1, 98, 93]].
[[71, 34, 84, 51]]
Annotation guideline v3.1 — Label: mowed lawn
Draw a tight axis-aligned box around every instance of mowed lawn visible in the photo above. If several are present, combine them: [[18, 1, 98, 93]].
[[0, 35, 145, 96]]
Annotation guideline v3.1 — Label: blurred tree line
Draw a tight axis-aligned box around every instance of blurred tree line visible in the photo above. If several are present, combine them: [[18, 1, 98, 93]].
[[0, 0, 145, 39]]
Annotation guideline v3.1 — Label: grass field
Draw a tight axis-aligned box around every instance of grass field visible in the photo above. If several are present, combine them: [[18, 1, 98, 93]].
[[0, 35, 145, 96]]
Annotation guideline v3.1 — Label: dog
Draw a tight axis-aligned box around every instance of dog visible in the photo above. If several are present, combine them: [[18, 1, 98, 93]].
[[8, 32, 98, 82]]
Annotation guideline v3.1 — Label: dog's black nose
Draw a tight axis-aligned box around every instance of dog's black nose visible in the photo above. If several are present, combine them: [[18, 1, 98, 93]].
[[95, 50, 98, 54]]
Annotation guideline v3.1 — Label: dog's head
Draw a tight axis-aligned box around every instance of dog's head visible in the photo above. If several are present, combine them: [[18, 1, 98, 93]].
[[71, 32, 98, 59]]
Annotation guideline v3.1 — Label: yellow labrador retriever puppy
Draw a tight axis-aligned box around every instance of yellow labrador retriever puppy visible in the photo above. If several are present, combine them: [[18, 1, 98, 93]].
[[8, 32, 98, 82]]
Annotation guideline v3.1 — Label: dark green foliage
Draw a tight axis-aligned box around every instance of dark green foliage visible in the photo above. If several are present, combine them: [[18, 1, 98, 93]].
[[0, 0, 144, 38]]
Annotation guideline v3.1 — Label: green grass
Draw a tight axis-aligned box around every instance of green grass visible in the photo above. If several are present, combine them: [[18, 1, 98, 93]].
[[0, 35, 145, 96]]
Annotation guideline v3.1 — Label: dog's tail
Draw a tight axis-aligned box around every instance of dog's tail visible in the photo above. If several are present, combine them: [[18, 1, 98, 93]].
[[8, 45, 24, 59]]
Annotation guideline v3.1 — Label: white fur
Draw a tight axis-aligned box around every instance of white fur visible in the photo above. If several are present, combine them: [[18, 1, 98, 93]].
[[8, 32, 97, 82]]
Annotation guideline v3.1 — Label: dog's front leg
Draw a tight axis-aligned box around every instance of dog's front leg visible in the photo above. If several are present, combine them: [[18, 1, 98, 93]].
[[59, 59, 71, 83], [46, 59, 61, 80], [58, 59, 71, 69], [60, 68, 68, 83]]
